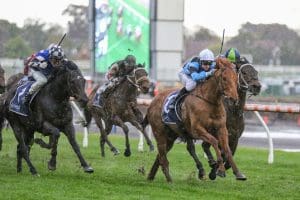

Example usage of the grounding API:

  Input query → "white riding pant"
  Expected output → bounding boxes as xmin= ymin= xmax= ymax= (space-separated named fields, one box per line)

xmin=178 ymin=70 xmax=196 ymax=91
xmin=28 ymin=70 xmax=47 ymax=94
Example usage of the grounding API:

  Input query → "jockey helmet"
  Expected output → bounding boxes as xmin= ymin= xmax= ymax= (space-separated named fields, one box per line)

xmin=49 ymin=45 xmax=64 ymax=60
xmin=225 ymin=48 xmax=240 ymax=63
xmin=199 ymin=49 xmax=214 ymax=62
xmin=124 ymin=55 xmax=136 ymax=67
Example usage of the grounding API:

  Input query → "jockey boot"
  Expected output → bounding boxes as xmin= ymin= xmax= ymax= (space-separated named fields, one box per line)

xmin=168 ymin=87 xmax=187 ymax=110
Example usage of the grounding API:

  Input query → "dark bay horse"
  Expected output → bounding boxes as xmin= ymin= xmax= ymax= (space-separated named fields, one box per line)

xmin=202 ymin=63 xmax=261 ymax=171
xmin=143 ymin=57 xmax=246 ymax=182
xmin=85 ymin=67 xmax=154 ymax=157
xmin=0 ymin=60 xmax=93 ymax=175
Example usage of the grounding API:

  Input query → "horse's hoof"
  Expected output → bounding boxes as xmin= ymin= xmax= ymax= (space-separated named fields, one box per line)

xmin=48 ymin=161 xmax=56 ymax=171
xmin=198 ymin=170 xmax=206 ymax=180
xmin=224 ymin=162 xmax=231 ymax=170
xmin=112 ymin=148 xmax=120 ymax=155
xmin=235 ymin=172 xmax=247 ymax=181
xmin=216 ymin=169 xmax=226 ymax=178
xmin=124 ymin=149 xmax=131 ymax=157
xmin=48 ymin=164 xmax=56 ymax=171
xmin=83 ymin=166 xmax=94 ymax=173
xmin=33 ymin=173 xmax=40 ymax=177
xmin=209 ymin=171 xmax=216 ymax=180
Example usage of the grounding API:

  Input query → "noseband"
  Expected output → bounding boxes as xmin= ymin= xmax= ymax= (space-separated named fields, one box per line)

xmin=126 ymin=68 xmax=148 ymax=90
xmin=237 ymin=64 xmax=256 ymax=92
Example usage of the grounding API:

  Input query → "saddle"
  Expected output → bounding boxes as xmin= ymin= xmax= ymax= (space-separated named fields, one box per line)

xmin=9 ymin=77 xmax=38 ymax=116
xmin=162 ymin=91 xmax=187 ymax=124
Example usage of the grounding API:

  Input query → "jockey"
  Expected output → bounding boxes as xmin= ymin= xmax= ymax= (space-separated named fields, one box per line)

xmin=168 ymin=48 xmax=216 ymax=109
xmin=98 ymin=54 xmax=137 ymax=99
xmin=225 ymin=47 xmax=250 ymax=70
xmin=23 ymin=54 xmax=36 ymax=75
xmin=24 ymin=44 xmax=65 ymax=104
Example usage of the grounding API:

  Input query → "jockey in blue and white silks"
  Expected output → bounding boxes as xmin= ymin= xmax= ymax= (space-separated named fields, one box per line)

xmin=168 ymin=48 xmax=216 ymax=109
xmin=25 ymin=44 xmax=65 ymax=103
xmin=179 ymin=48 xmax=216 ymax=91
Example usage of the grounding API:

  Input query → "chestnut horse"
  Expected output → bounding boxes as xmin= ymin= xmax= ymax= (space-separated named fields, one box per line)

xmin=143 ymin=57 xmax=246 ymax=182
xmin=202 ymin=63 xmax=261 ymax=171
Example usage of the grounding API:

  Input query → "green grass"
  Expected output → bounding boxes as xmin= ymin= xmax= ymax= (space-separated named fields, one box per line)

xmin=0 ymin=129 xmax=299 ymax=200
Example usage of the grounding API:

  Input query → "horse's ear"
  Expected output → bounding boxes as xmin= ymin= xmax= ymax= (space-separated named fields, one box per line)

xmin=137 ymin=62 xmax=145 ymax=68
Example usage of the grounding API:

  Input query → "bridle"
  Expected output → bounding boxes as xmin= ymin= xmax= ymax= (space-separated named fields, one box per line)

xmin=126 ymin=68 xmax=148 ymax=90
xmin=237 ymin=64 xmax=257 ymax=91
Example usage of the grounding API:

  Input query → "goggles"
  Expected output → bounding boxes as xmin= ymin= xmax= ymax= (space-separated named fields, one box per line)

xmin=201 ymin=61 xmax=213 ymax=66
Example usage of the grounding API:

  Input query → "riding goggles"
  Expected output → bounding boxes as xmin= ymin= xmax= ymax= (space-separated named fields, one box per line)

xmin=201 ymin=61 xmax=213 ymax=66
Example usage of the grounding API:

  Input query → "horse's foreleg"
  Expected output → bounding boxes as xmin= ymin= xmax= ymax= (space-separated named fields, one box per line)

xmin=186 ymin=138 xmax=205 ymax=180
xmin=224 ymin=134 xmax=240 ymax=170
xmin=191 ymin=127 xmax=225 ymax=180
xmin=218 ymin=127 xmax=246 ymax=180
xmin=114 ymin=116 xmax=131 ymax=157
xmin=63 ymin=123 xmax=94 ymax=173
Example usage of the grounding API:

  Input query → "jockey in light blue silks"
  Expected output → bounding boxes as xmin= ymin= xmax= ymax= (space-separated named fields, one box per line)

xmin=24 ymin=44 xmax=65 ymax=104
xmin=168 ymin=48 xmax=216 ymax=109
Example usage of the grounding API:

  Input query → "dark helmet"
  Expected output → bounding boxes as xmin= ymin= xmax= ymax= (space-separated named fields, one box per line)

xmin=124 ymin=55 xmax=136 ymax=67
xmin=225 ymin=48 xmax=240 ymax=63
xmin=49 ymin=45 xmax=65 ymax=60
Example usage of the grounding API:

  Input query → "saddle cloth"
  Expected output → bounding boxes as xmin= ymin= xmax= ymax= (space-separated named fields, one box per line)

xmin=92 ymin=91 xmax=103 ymax=108
xmin=161 ymin=91 xmax=183 ymax=125
xmin=9 ymin=77 xmax=37 ymax=116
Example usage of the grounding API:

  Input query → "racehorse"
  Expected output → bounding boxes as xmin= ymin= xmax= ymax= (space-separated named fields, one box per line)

xmin=143 ymin=57 xmax=246 ymax=182
xmin=84 ymin=67 xmax=154 ymax=157
xmin=0 ymin=60 xmax=93 ymax=175
xmin=201 ymin=63 xmax=261 ymax=171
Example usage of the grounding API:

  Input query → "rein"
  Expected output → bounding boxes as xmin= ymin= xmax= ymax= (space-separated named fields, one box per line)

xmin=237 ymin=64 xmax=253 ymax=92
xmin=189 ymin=69 xmax=225 ymax=106
xmin=190 ymin=93 xmax=219 ymax=106
xmin=126 ymin=68 xmax=148 ymax=90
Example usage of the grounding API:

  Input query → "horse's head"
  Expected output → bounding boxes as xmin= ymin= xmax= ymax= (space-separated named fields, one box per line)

xmin=237 ymin=64 xmax=261 ymax=95
xmin=127 ymin=68 xmax=150 ymax=94
xmin=64 ymin=61 xmax=88 ymax=106
xmin=215 ymin=57 xmax=239 ymax=103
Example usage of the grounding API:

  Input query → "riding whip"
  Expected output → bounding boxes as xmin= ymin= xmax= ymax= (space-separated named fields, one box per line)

xmin=219 ymin=29 xmax=225 ymax=55
xmin=57 ymin=33 xmax=67 ymax=46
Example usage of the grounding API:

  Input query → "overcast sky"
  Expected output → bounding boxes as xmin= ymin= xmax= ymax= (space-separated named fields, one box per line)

xmin=0 ymin=0 xmax=300 ymax=37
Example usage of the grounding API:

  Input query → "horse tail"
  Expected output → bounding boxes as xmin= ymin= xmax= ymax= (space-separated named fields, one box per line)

xmin=141 ymin=113 xmax=149 ymax=131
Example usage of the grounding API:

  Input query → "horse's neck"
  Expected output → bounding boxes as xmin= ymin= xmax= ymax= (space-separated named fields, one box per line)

xmin=44 ymin=74 xmax=69 ymax=102
xmin=237 ymin=89 xmax=247 ymax=108
xmin=114 ymin=79 xmax=137 ymax=100
xmin=194 ymin=77 xmax=222 ymax=104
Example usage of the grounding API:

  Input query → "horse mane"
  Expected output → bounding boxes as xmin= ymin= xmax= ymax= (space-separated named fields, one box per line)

xmin=215 ymin=57 xmax=233 ymax=70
